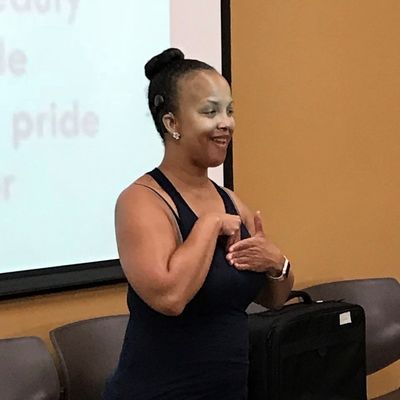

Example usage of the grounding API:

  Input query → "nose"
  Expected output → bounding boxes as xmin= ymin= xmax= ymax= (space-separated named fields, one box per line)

xmin=217 ymin=112 xmax=234 ymax=132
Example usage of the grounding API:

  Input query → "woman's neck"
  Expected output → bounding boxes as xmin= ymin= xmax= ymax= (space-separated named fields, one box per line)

xmin=158 ymin=159 xmax=210 ymax=189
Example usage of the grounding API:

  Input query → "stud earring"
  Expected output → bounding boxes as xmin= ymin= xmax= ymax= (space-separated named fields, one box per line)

xmin=172 ymin=131 xmax=181 ymax=140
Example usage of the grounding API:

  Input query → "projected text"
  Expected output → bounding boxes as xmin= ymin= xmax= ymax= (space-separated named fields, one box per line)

xmin=13 ymin=102 xmax=99 ymax=149
xmin=0 ymin=0 xmax=80 ymax=24
xmin=0 ymin=38 xmax=27 ymax=76
xmin=0 ymin=174 xmax=15 ymax=201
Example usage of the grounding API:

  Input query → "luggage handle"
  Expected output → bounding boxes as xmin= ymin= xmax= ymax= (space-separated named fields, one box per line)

xmin=286 ymin=290 xmax=313 ymax=304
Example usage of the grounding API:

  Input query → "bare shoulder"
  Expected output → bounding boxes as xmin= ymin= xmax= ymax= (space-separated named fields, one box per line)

xmin=114 ymin=175 xmax=180 ymax=302
xmin=116 ymin=175 xmax=156 ymax=214
xmin=222 ymin=187 xmax=255 ymax=235
xmin=115 ymin=179 xmax=166 ymax=242
xmin=116 ymin=173 xmax=176 ymax=217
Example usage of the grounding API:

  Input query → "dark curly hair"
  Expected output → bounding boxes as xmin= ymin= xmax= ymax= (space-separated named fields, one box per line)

xmin=145 ymin=48 xmax=215 ymax=140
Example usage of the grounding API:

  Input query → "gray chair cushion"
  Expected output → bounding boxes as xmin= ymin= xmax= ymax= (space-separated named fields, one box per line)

xmin=0 ymin=336 xmax=60 ymax=400
xmin=50 ymin=314 xmax=128 ymax=400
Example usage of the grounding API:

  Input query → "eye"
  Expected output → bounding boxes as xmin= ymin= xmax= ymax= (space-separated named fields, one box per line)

xmin=203 ymin=110 xmax=216 ymax=116
xmin=227 ymin=108 xmax=234 ymax=116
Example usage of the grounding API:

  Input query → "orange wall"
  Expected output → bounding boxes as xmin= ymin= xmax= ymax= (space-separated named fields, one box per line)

xmin=231 ymin=0 xmax=400 ymax=397
xmin=0 ymin=1 xmax=399 ymax=398
xmin=0 ymin=284 xmax=128 ymax=349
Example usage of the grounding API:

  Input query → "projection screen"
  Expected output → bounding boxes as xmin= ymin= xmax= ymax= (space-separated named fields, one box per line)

xmin=0 ymin=0 xmax=232 ymax=297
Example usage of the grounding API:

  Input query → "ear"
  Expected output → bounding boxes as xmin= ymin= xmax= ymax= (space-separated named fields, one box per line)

xmin=162 ymin=112 xmax=178 ymax=135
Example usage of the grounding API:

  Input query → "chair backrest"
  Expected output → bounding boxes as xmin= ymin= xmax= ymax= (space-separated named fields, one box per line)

xmin=50 ymin=314 xmax=128 ymax=400
xmin=0 ymin=336 xmax=60 ymax=400
xmin=303 ymin=277 xmax=400 ymax=375
xmin=246 ymin=302 xmax=268 ymax=314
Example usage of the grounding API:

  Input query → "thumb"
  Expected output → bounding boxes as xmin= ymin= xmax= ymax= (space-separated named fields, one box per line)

xmin=254 ymin=211 xmax=265 ymax=237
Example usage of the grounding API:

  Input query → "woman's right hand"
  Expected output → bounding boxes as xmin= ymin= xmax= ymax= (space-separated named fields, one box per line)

xmin=207 ymin=213 xmax=241 ymax=250
xmin=219 ymin=213 xmax=241 ymax=235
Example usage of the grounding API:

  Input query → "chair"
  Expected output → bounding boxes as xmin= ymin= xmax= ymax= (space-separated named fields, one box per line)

xmin=0 ymin=336 xmax=60 ymax=400
xmin=303 ymin=278 xmax=400 ymax=400
xmin=50 ymin=314 xmax=129 ymax=400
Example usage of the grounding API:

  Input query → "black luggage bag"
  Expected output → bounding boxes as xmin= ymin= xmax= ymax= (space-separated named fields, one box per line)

xmin=248 ymin=291 xmax=367 ymax=400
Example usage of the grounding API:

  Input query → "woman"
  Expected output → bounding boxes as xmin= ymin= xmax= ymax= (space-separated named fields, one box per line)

xmin=103 ymin=48 xmax=294 ymax=400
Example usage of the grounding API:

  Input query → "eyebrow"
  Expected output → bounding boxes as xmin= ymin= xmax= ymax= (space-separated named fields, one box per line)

xmin=205 ymin=99 xmax=234 ymax=106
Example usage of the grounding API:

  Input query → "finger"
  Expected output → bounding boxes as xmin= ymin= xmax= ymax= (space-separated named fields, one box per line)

xmin=228 ymin=237 xmax=256 ymax=252
xmin=233 ymin=262 xmax=251 ymax=270
xmin=226 ymin=252 xmax=249 ymax=264
xmin=229 ymin=248 xmax=256 ymax=259
xmin=225 ymin=231 xmax=239 ymax=252
xmin=231 ymin=255 xmax=253 ymax=265
xmin=226 ymin=235 xmax=234 ymax=253
xmin=233 ymin=226 xmax=241 ymax=240
xmin=254 ymin=211 xmax=265 ymax=237
xmin=226 ymin=249 xmax=251 ymax=263
xmin=225 ymin=223 xmax=241 ymax=252
xmin=232 ymin=230 xmax=241 ymax=251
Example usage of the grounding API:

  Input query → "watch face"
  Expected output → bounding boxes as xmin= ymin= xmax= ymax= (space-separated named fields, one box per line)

xmin=285 ymin=262 xmax=291 ymax=277
xmin=282 ymin=259 xmax=290 ymax=278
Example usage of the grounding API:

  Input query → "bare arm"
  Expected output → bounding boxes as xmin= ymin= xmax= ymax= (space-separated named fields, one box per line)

xmin=115 ymin=185 xmax=240 ymax=316
xmin=255 ymin=270 xmax=294 ymax=310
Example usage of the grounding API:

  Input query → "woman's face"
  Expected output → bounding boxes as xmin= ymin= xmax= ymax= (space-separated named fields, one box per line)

xmin=172 ymin=69 xmax=235 ymax=168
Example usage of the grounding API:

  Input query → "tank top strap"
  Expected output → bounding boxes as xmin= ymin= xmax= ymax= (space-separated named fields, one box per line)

xmin=212 ymin=182 xmax=251 ymax=240
xmin=211 ymin=182 xmax=239 ymax=216
xmin=148 ymin=167 xmax=243 ymax=228
xmin=148 ymin=168 xmax=240 ymax=217
xmin=147 ymin=168 xmax=183 ymax=206
xmin=147 ymin=168 xmax=196 ymax=239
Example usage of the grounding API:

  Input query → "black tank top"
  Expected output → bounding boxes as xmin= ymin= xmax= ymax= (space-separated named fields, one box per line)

xmin=103 ymin=168 xmax=266 ymax=400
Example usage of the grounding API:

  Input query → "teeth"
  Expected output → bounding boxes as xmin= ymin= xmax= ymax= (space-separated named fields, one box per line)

xmin=212 ymin=138 xmax=227 ymax=144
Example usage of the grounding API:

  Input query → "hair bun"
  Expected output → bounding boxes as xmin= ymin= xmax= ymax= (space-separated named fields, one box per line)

xmin=145 ymin=48 xmax=184 ymax=80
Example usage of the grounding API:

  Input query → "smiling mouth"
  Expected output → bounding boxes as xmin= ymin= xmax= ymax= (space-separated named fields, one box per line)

xmin=211 ymin=137 xmax=230 ymax=146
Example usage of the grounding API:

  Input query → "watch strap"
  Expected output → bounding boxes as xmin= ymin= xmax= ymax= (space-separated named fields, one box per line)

xmin=266 ymin=256 xmax=290 ymax=281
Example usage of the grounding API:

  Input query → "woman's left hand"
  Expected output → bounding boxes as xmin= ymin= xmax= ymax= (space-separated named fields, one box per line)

xmin=226 ymin=211 xmax=284 ymax=272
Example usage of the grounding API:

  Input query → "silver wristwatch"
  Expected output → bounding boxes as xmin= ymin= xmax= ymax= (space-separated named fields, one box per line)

xmin=266 ymin=256 xmax=291 ymax=281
